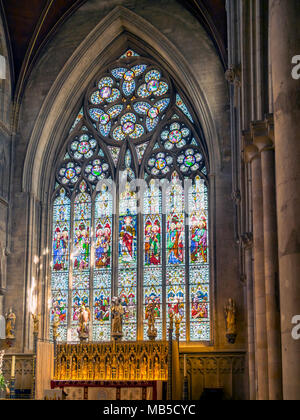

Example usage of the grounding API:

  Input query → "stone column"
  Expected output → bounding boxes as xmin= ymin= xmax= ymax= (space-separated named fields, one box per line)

xmin=252 ymin=119 xmax=283 ymax=400
xmin=244 ymin=143 xmax=269 ymax=400
xmin=270 ymin=0 xmax=300 ymax=400
xmin=241 ymin=233 xmax=255 ymax=400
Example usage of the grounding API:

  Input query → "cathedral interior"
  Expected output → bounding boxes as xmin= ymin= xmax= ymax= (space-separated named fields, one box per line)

xmin=0 ymin=0 xmax=299 ymax=401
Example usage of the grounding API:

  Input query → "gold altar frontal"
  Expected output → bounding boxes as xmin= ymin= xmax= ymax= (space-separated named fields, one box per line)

xmin=53 ymin=341 xmax=169 ymax=382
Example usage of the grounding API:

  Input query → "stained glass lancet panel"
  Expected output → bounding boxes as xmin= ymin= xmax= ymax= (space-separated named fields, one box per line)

xmin=118 ymin=181 xmax=137 ymax=340
xmin=189 ymin=176 xmax=210 ymax=341
xmin=50 ymin=188 xmax=70 ymax=341
xmin=93 ymin=185 xmax=113 ymax=341
xmin=166 ymin=173 xmax=186 ymax=340
xmin=143 ymin=180 xmax=162 ymax=339
xmin=71 ymin=181 xmax=91 ymax=341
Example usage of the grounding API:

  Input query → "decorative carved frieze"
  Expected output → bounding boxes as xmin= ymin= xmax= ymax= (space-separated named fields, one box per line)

xmin=179 ymin=353 xmax=245 ymax=375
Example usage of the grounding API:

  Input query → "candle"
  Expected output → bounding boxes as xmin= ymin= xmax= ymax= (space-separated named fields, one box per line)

xmin=11 ymin=355 xmax=15 ymax=378
xmin=184 ymin=354 xmax=187 ymax=377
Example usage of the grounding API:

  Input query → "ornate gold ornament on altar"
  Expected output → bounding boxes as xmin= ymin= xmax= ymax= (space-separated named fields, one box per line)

xmin=53 ymin=342 xmax=168 ymax=382
xmin=224 ymin=298 xmax=237 ymax=344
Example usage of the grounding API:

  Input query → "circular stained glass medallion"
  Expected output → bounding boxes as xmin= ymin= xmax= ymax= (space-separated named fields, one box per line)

xmin=169 ymin=130 xmax=182 ymax=144
xmin=78 ymin=141 xmax=90 ymax=154
xmin=155 ymin=158 xmax=167 ymax=170
xmin=147 ymin=80 xmax=160 ymax=92
xmin=65 ymin=168 xmax=76 ymax=180
xmin=91 ymin=165 xmax=102 ymax=177
xmin=99 ymin=113 xmax=110 ymax=125
xmin=184 ymin=155 xmax=196 ymax=167
xmin=124 ymin=70 xmax=135 ymax=81
xmin=100 ymin=86 xmax=112 ymax=99
xmin=148 ymin=107 xmax=159 ymax=119
xmin=122 ymin=121 xmax=135 ymax=134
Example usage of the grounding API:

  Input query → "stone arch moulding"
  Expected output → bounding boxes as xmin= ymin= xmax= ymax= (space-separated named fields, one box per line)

xmin=22 ymin=5 xmax=221 ymax=202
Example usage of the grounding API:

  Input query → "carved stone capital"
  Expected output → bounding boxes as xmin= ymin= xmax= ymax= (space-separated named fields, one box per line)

xmin=232 ymin=190 xmax=241 ymax=204
xmin=225 ymin=66 xmax=241 ymax=87
xmin=265 ymin=114 xmax=274 ymax=143
xmin=250 ymin=120 xmax=274 ymax=152
xmin=242 ymin=130 xmax=258 ymax=163
xmin=241 ymin=232 xmax=253 ymax=249
xmin=243 ymin=143 xmax=259 ymax=164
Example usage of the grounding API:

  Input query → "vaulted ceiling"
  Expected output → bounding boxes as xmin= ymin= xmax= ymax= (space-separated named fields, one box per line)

xmin=0 ymin=0 xmax=227 ymax=97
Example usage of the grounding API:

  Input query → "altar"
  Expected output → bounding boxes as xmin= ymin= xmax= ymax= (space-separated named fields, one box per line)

xmin=50 ymin=380 xmax=166 ymax=400
xmin=45 ymin=340 xmax=178 ymax=400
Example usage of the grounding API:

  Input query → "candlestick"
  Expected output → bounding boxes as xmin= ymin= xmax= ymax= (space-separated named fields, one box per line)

xmin=11 ymin=355 xmax=15 ymax=378
xmin=184 ymin=354 xmax=187 ymax=377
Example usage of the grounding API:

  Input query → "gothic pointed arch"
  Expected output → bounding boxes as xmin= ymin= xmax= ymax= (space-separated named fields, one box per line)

xmin=50 ymin=47 xmax=210 ymax=342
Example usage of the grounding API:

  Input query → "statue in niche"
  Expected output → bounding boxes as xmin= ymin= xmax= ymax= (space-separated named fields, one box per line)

xmin=111 ymin=297 xmax=124 ymax=341
xmin=0 ymin=242 xmax=7 ymax=291
xmin=81 ymin=355 xmax=88 ymax=379
xmin=32 ymin=314 xmax=40 ymax=335
xmin=224 ymin=298 xmax=237 ymax=344
xmin=129 ymin=354 xmax=136 ymax=380
xmin=71 ymin=356 xmax=77 ymax=380
xmin=154 ymin=356 xmax=160 ymax=380
xmin=0 ymin=136 xmax=8 ymax=200
xmin=141 ymin=355 xmax=148 ymax=380
xmin=5 ymin=308 xmax=16 ymax=340
xmin=146 ymin=301 xmax=157 ymax=341
xmin=77 ymin=304 xmax=91 ymax=342
xmin=52 ymin=313 xmax=60 ymax=341
xmin=99 ymin=358 xmax=105 ymax=380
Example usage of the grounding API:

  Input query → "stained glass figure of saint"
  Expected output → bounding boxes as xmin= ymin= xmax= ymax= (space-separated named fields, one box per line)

xmin=53 ymin=226 xmax=69 ymax=271
xmin=119 ymin=215 xmax=137 ymax=264
xmin=74 ymin=222 xmax=90 ymax=269
xmin=167 ymin=214 xmax=184 ymax=265
xmin=190 ymin=214 xmax=208 ymax=263
xmin=95 ymin=220 xmax=111 ymax=268
xmin=144 ymin=216 xmax=161 ymax=266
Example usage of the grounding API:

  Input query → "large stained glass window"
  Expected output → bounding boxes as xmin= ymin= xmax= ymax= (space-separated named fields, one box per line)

xmin=50 ymin=49 xmax=210 ymax=343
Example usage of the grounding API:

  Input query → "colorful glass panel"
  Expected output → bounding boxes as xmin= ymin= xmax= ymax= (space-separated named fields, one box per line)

xmin=166 ymin=175 xmax=186 ymax=340
xmin=118 ymin=182 xmax=137 ymax=340
xmin=189 ymin=177 xmax=210 ymax=341
xmin=93 ymin=186 xmax=113 ymax=341
xmin=50 ymin=189 xmax=70 ymax=341
xmin=143 ymin=181 xmax=162 ymax=339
